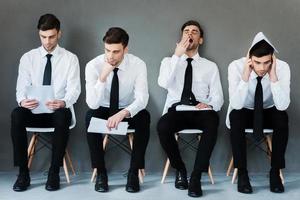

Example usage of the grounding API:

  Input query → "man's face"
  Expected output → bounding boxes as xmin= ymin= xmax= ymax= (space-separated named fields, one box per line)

xmin=104 ymin=43 xmax=128 ymax=66
xmin=251 ymin=54 xmax=272 ymax=77
xmin=182 ymin=25 xmax=203 ymax=51
xmin=39 ymin=29 xmax=60 ymax=53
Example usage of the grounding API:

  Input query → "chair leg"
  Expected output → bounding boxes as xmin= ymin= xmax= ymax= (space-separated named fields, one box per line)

xmin=232 ymin=168 xmax=238 ymax=184
xmin=63 ymin=157 xmax=70 ymax=183
xmin=161 ymin=158 xmax=170 ymax=183
xmin=65 ymin=149 xmax=75 ymax=175
xmin=208 ymin=166 xmax=214 ymax=184
xmin=91 ymin=168 xmax=97 ymax=183
xmin=28 ymin=135 xmax=38 ymax=169
xmin=227 ymin=157 xmax=234 ymax=176
xmin=91 ymin=134 xmax=109 ymax=183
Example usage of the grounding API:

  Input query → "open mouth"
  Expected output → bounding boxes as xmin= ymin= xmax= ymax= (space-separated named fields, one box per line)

xmin=189 ymin=39 xmax=193 ymax=43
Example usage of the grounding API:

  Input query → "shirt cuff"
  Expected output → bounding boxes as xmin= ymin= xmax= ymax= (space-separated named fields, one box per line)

xmin=94 ymin=79 xmax=106 ymax=92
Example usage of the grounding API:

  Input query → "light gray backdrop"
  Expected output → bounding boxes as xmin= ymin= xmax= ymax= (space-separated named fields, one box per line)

xmin=0 ymin=0 xmax=299 ymax=174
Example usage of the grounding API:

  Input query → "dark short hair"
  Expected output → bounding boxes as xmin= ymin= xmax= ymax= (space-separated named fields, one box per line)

xmin=249 ymin=40 xmax=274 ymax=57
xmin=181 ymin=20 xmax=204 ymax=37
xmin=37 ymin=14 xmax=60 ymax=31
xmin=102 ymin=27 xmax=129 ymax=47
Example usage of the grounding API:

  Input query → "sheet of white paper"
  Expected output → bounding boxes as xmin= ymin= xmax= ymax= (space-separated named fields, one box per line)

xmin=176 ymin=105 xmax=212 ymax=111
xmin=88 ymin=117 xmax=128 ymax=135
xmin=26 ymin=86 xmax=54 ymax=114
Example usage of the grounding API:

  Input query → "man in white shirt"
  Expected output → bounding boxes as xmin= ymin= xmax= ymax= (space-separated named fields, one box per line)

xmin=227 ymin=32 xmax=290 ymax=194
xmin=85 ymin=27 xmax=150 ymax=193
xmin=11 ymin=14 xmax=81 ymax=192
xmin=157 ymin=20 xmax=224 ymax=197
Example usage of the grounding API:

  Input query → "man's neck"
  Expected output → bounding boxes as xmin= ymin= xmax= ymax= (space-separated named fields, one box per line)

xmin=185 ymin=48 xmax=198 ymax=58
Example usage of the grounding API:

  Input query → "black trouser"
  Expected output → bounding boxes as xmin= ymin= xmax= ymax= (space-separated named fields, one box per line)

xmin=86 ymin=107 xmax=150 ymax=171
xmin=11 ymin=107 xmax=71 ymax=168
xmin=157 ymin=109 xmax=219 ymax=173
xmin=229 ymin=107 xmax=289 ymax=169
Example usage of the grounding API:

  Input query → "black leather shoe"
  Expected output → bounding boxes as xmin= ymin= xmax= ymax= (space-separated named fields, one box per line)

xmin=13 ymin=173 xmax=30 ymax=192
xmin=45 ymin=172 xmax=60 ymax=191
xmin=126 ymin=171 xmax=140 ymax=193
xmin=95 ymin=172 xmax=108 ymax=192
xmin=270 ymin=171 xmax=284 ymax=193
xmin=175 ymin=170 xmax=188 ymax=190
xmin=237 ymin=173 xmax=252 ymax=194
xmin=188 ymin=175 xmax=202 ymax=197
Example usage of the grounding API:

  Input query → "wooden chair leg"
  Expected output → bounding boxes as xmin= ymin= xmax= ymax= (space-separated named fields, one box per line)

xmin=232 ymin=168 xmax=238 ymax=184
xmin=227 ymin=157 xmax=234 ymax=176
xmin=28 ymin=135 xmax=38 ymax=169
xmin=65 ymin=149 xmax=75 ymax=175
xmin=27 ymin=133 xmax=37 ymax=155
xmin=63 ymin=157 xmax=70 ymax=183
xmin=208 ymin=166 xmax=214 ymax=184
xmin=91 ymin=134 xmax=109 ymax=182
xmin=161 ymin=158 xmax=170 ymax=183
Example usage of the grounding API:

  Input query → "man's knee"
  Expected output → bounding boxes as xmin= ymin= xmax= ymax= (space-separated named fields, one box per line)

xmin=53 ymin=108 xmax=71 ymax=127
xmin=11 ymin=107 xmax=30 ymax=125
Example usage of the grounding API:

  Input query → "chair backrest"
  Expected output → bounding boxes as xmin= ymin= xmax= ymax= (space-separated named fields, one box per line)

xmin=178 ymin=129 xmax=203 ymax=134
xmin=26 ymin=105 xmax=76 ymax=133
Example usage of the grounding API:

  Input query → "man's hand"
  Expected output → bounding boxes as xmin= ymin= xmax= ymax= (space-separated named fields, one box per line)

xmin=269 ymin=54 xmax=278 ymax=82
xmin=174 ymin=36 xmax=190 ymax=57
xmin=195 ymin=102 xmax=212 ymax=110
xmin=242 ymin=51 xmax=253 ymax=82
xmin=106 ymin=109 xmax=130 ymax=131
xmin=46 ymin=100 xmax=66 ymax=110
xmin=99 ymin=61 xmax=115 ymax=82
xmin=20 ymin=99 xmax=39 ymax=110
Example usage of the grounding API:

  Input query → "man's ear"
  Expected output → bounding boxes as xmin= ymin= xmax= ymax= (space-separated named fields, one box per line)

xmin=58 ymin=30 xmax=62 ymax=39
xmin=199 ymin=37 xmax=203 ymax=45
xmin=124 ymin=46 xmax=129 ymax=53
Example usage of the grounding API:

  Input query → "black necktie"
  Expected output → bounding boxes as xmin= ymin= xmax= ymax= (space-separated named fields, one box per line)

xmin=253 ymin=76 xmax=264 ymax=143
xmin=109 ymin=68 xmax=119 ymax=116
xmin=43 ymin=54 xmax=52 ymax=85
xmin=180 ymin=58 xmax=197 ymax=105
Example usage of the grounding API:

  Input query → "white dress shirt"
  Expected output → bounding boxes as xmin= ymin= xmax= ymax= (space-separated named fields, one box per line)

xmin=158 ymin=53 xmax=224 ymax=114
xmin=225 ymin=57 xmax=291 ymax=128
xmin=16 ymin=45 xmax=81 ymax=108
xmin=85 ymin=53 xmax=149 ymax=117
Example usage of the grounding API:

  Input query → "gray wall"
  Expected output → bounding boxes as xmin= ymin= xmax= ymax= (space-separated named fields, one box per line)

xmin=0 ymin=0 xmax=299 ymax=173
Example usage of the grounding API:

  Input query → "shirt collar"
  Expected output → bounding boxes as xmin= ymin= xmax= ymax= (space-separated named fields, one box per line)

xmin=39 ymin=44 xmax=60 ymax=58
xmin=249 ymin=70 xmax=270 ymax=80
xmin=180 ymin=52 xmax=201 ymax=62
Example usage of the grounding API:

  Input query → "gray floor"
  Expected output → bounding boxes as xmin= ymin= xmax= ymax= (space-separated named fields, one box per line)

xmin=1 ymin=172 xmax=299 ymax=200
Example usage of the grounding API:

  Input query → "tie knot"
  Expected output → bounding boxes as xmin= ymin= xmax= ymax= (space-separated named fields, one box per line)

xmin=257 ymin=76 xmax=262 ymax=82
xmin=46 ymin=54 xmax=52 ymax=59
xmin=186 ymin=58 xmax=193 ymax=63
xmin=113 ymin=68 xmax=119 ymax=74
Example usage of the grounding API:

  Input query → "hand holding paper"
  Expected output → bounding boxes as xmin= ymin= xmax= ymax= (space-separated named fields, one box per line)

xmin=26 ymin=86 xmax=54 ymax=114
xmin=88 ymin=117 xmax=128 ymax=135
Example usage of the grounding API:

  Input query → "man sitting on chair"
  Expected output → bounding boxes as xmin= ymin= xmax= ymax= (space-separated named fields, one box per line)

xmin=85 ymin=27 xmax=150 ymax=193
xmin=226 ymin=32 xmax=290 ymax=194
xmin=157 ymin=20 xmax=224 ymax=197
xmin=11 ymin=14 xmax=81 ymax=191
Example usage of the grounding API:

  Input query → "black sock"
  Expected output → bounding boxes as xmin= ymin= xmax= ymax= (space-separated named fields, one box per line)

xmin=19 ymin=166 xmax=29 ymax=175
xmin=238 ymin=168 xmax=248 ymax=176
xmin=270 ymin=167 xmax=280 ymax=175
xmin=191 ymin=171 xmax=202 ymax=180
xmin=97 ymin=168 xmax=107 ymax=175
xmin=49 ymin=165 xmax=60 ymax=174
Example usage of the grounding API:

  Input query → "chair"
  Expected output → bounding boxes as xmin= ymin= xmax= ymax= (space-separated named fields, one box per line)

xmin=161 ymin=129 xmax=214 ymax=184
xmin=90 ymin=129 xmax=145 ymax=183
xmin=26 ymin=106 xmax=76 ymax=183
xmin=226 ymin=129 xmax=284 ymax=184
